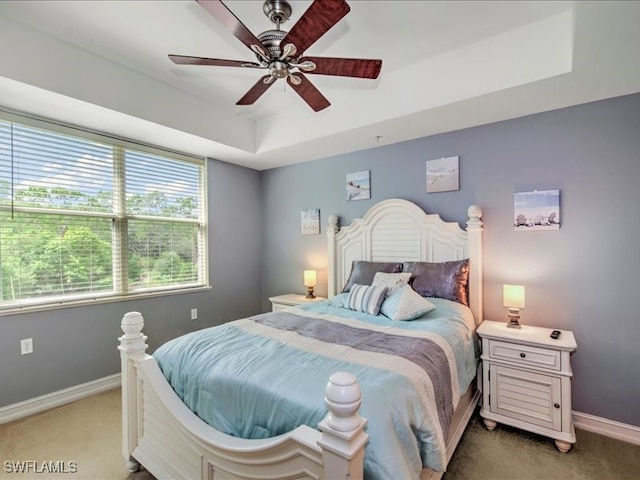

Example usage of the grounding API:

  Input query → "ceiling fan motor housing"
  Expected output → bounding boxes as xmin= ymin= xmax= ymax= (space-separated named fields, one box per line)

xmin=258 ymin=29 xmax=288 ymax=60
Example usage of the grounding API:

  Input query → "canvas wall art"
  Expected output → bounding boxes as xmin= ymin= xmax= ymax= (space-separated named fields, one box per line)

xmin=426 ymin=156 xmax=459 ymax=193
xmin=513 ymin=190 xmax=560 ymax=230
xmin=300 ymin=208 xmax=320 ymax=235
xmin=346 ymin=170 xmax=371 ymax=201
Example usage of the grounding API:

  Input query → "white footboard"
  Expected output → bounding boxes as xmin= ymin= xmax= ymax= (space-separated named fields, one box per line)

xmin=118 ymin=312 xmax=369 ymax=480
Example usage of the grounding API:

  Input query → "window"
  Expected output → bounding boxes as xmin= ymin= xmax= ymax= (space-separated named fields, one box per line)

xmin=0 ymin=112 xmax=207 ymax=311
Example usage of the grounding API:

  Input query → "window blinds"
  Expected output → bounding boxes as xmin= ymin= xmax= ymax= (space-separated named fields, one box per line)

xmin=0 ymin=114 xmax=206 ymax=309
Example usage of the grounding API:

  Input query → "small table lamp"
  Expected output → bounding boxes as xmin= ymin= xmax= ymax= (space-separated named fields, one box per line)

xmin=304 ymin=270 xmax=317 ymax=299
xmin=503 ymin=284 xmax=525 ymax=328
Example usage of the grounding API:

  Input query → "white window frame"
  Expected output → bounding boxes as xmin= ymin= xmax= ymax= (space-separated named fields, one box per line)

xmin=0 ymin=109 xmax=209 ymax=315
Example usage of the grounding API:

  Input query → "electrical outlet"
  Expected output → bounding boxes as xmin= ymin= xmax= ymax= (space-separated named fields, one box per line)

xmin=20 ymin=338 xmax=33 ymax=355
xmin=190 ymin=308 xmax=198 ymax=321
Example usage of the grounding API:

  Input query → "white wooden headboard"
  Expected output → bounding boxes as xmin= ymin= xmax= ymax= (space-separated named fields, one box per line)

xmin=327 ymin=198 xmax=484 ymax=325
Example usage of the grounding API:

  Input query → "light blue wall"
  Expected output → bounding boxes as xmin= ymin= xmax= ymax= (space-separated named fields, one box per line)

xmin=0 ymin=159 xmax=262 ymax=407
xmin=261 ymin=93 xmax=640 ymax=427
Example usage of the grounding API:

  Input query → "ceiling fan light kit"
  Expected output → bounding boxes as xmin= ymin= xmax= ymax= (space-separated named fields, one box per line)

xmin=169 ymin=0 xmax=382 ymax=112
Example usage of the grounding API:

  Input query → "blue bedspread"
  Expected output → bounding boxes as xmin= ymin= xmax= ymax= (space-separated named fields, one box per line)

xmin=154 ymin=297 xmax=478 ymax=479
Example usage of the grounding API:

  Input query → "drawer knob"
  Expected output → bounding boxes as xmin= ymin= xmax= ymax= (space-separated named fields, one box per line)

xmin=520 ymin=352 xmax=526 ymax=358
xmin=554 ymin=403 xmax=560 ymax=409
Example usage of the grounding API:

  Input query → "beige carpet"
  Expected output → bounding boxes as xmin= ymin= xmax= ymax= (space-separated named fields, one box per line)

xmin=0 ymin=388 xmax=153 ymax=480
xmin=1 ymin=387 xmax=639 ymax=479
xmin=444 ymin=413 xmax=640 ymax=480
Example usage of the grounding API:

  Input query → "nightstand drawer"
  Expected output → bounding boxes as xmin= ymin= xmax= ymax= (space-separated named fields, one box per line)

xmin=272 ymin=303 xmax=295 ymax=312
xmin=488 ymin=340 xmax=561 ymax=371
xmin=269 ymin=294 xmax=327 ymax=312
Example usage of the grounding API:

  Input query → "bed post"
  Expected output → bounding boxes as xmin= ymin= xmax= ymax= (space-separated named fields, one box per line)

xmin=466 ymin=205 xmax=484 ymax=325
xmin=317 ymin=372 xmax=369 ymax=480
xmin=326 ymin=214 xmax=340 ymax=298
xmin=118 ymin=311 xmax=148 ymax=473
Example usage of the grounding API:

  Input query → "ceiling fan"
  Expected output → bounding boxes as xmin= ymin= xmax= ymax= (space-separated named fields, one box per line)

xmin=169 ymin=0 xmax=382 ymax=112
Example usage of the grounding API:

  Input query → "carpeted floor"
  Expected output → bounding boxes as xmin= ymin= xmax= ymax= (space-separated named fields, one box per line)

xmin=443 ymin=413 xmax=640 ymax=480
xmin=0 ymin=388 xmax=152 ymax=480
xmin=1 ymin=387 xmax=638 ymax=479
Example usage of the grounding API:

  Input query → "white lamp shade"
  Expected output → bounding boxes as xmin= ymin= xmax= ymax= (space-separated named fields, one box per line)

xmin=503 ymin=284 xmax=525 ymax=308
xmin=304 ymin=270 xmax=317 ymax=287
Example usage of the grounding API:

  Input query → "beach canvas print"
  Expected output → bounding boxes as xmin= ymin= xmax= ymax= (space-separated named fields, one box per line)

xmin=346 ymin=170 xmax=371 ymax=201
xmin=300 ymin=208 xmax=320 ymax=235
xmin=426 ymin=156 xmax=459 ymax=193
xmin=514 ymin=190 xmax=560 ymax=231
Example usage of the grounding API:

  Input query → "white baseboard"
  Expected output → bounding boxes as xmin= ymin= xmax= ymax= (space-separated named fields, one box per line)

xmin=573 ymin=410 xmax=640 ymax=446
xmin=0 ymin=374 xmax=121 ymax=424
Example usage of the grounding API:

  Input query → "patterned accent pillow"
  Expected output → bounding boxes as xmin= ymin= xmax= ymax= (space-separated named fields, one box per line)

xmin=380 ymin=285 xmax=437 ymax=321
xmin=372 ymin=272 xmax=412 ymax=296
xmin=347 ymin=284 xmax=388 ymax=316
xmin=403 ymin=259 xmax=470 ymax=306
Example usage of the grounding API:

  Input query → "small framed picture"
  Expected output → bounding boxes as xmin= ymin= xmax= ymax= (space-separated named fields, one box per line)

xmin=513 ymin=190 xmax=560 ymax=231
xmin=426 ymin=156 xmax=459 ymax=193
xmin=300 ymin=208 xmax=320 ymax=235
xmin=346 ymin=170 xmax=371 ymax=201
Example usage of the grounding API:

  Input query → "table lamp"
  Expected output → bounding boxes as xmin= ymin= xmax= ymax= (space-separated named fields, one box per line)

xmin=304 ymin=270 xmax=317 ymax=299
xmin=503 ymin=284 xmax=525 ymax=328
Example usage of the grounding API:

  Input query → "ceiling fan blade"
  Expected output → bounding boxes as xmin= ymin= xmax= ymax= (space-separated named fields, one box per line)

xmin=236 ymin=75 xmax=276 ymax=106
xmin=196 ymin=0 xmax=267 ymax=54
xmin=281 ymin=0 xmax=350 ymax=56
xmin=169 ymin=55 xmax=262 ymax=68
xmin=300 ymin=57 xmax=382 ymax=79
xmin=286 ymin=73 xmax=330 ymax=112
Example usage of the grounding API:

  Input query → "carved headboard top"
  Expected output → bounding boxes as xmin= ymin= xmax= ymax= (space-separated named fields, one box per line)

xmin=327 ymin=199 xmax=483 ymax=325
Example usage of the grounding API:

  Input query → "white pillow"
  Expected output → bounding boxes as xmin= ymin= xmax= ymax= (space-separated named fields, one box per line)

xmin=372 ymin=271 xmax=412 ymax=296
xmin=381 ymin=285 xmax=437 ymax=321
xmin=347 ymin=284 xmax=388 ymax=316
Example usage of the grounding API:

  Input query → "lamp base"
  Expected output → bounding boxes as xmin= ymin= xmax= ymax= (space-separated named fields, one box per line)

xmin=507 ymin=308 xmax=521 ymax=328
xmin=305 ymin=286 xmax=316 ymax=299
xmin=507 ymin=318 xmax=521 ymax=329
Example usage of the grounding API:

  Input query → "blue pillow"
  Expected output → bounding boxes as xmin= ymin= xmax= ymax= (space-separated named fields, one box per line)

xmin=347 ymin=284 xmax=388 ymax=316
xmin=381 ymin=285 xmax=437 ymax=321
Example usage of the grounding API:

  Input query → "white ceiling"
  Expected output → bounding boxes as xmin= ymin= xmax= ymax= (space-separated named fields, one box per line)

xmin=0 ymin=1 xmax=639 ymax=170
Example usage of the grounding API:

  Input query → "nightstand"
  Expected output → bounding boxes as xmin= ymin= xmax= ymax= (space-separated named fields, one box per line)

xmin=478 ymin=320 xmax=577 ymax=452
xmin=269 ymin=294 xmax=327 ymax=312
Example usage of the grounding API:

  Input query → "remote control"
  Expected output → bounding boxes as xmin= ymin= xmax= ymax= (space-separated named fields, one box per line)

xmin=550 ymin=330 xmax=561 ymax=339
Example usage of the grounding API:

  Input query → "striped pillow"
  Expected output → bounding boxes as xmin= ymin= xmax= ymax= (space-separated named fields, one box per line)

xmin=380 ymin=285 xmax=437 ymax=321
xmin=347 ymin=284 xmax=388 ymax=316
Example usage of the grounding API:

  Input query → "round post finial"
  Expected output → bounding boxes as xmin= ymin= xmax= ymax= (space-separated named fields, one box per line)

xmin=121 ymin=311 xmax=144 ymax=338
xmin=324 ymin=371 xmax=362 ymax=432
xmin=327 ymin=214 xmax=339 ymax=234
xmin=467 ymin=205 xmax=483 ymax=230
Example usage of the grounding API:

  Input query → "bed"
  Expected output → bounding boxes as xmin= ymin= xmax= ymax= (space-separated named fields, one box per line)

xmin=118 ymin=198 xmax=484 ymax=480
